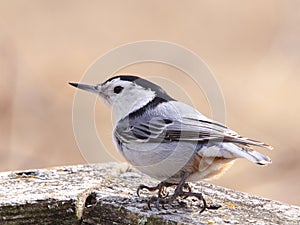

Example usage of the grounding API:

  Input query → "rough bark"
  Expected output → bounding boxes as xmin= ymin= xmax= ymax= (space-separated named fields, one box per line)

xmin=0 ymin=163 xmax=299 ymax=224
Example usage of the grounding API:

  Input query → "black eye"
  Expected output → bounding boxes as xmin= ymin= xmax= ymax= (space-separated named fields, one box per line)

xmin=113 ymin=86 xmax=123 ymax=94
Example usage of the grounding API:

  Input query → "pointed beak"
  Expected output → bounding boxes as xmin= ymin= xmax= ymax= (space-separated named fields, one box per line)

xmin=69 ymin=82 xmax=99 ymax=94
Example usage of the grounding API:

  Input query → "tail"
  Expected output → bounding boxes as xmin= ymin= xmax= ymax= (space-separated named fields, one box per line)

xmin=240 ymin=148 xmax=272 ymax=165
xmin=224 ymin=143 xmax=272 ymax=165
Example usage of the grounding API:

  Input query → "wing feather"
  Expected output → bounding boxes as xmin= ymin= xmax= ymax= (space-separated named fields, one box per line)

xmin=115 ymin=116 xmax=272 ymax=150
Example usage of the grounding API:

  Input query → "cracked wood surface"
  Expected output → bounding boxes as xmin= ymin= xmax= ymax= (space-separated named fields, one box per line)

xmin=0 ymin=162 xmax=299 ymax=224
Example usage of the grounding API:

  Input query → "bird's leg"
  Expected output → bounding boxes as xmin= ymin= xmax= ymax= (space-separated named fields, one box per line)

xmin=147 ymin=173 xmax=221 ymax=213
xmin=147 ymin=172 xmax=189 ymax=210
xmin=177 ymin=188 xmax=221 ymax=213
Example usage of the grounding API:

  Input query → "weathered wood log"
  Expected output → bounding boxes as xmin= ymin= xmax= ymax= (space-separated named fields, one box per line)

xmin=0 ymin=162 xmax=299 ymax=224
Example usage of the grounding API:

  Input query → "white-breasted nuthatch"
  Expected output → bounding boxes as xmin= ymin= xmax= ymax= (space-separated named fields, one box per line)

xmin=69 ymin=75 xmax=272 ymax=212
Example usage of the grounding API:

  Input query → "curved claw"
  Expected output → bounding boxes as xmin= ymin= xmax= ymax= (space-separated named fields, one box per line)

xmin=147 ymin=198 xmax=152 ymax=210
xmin=147 ymin=196 xmax=161 ymax=211
xmin=136 ymin=184 xmax=147 ymax=197
xmin=161 ymin=190 xmax=169 ymax=198
xmin=199 ymin=196 xmax=207 ymax=213
xmin=161 ymin=203 xmax=167 ymax=210
xmin=194 ymin=193 xmax=221 ymax=213
xmin=158 ymin=186 xmax=169 ymax=198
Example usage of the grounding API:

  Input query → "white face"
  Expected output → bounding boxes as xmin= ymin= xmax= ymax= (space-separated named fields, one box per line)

xmin=98 ymin=78 xmax=156 ymax=121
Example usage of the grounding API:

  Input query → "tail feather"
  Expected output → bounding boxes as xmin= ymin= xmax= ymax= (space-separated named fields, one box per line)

xmin=242 ymin=149 xmax=272 ymax=165
xmin=226 ymin=136 xmax=273 ymax=150
xmin=240 ymin=137 xmax=273 ymax=150
xmin=222 ymin=143 xmax=272 ymax=165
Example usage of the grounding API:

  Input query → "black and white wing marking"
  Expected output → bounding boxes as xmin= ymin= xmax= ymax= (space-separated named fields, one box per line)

xmin=114 ymin=116 xmax=273 ymax=150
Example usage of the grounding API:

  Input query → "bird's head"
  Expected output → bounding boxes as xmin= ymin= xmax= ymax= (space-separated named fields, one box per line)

xmin=69 ymin=75 xmax=173 ymax=121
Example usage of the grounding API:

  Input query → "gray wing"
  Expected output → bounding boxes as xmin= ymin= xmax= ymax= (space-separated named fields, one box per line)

xmin=115 ymin=116 xmax=272 ymax=150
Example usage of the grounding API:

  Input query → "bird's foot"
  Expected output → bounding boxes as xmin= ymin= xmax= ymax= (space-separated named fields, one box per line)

xmin=137 ymin=173 xmax=221 ymax=213
xmin=147 ymin=186 xmax=220 ymax=213
xmin=137 ymin=181 xmax=174 ymax=198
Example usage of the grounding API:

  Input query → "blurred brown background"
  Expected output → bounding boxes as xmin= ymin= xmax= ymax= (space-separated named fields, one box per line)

xmin=0 ymin=1 xmax=299 ymax=206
